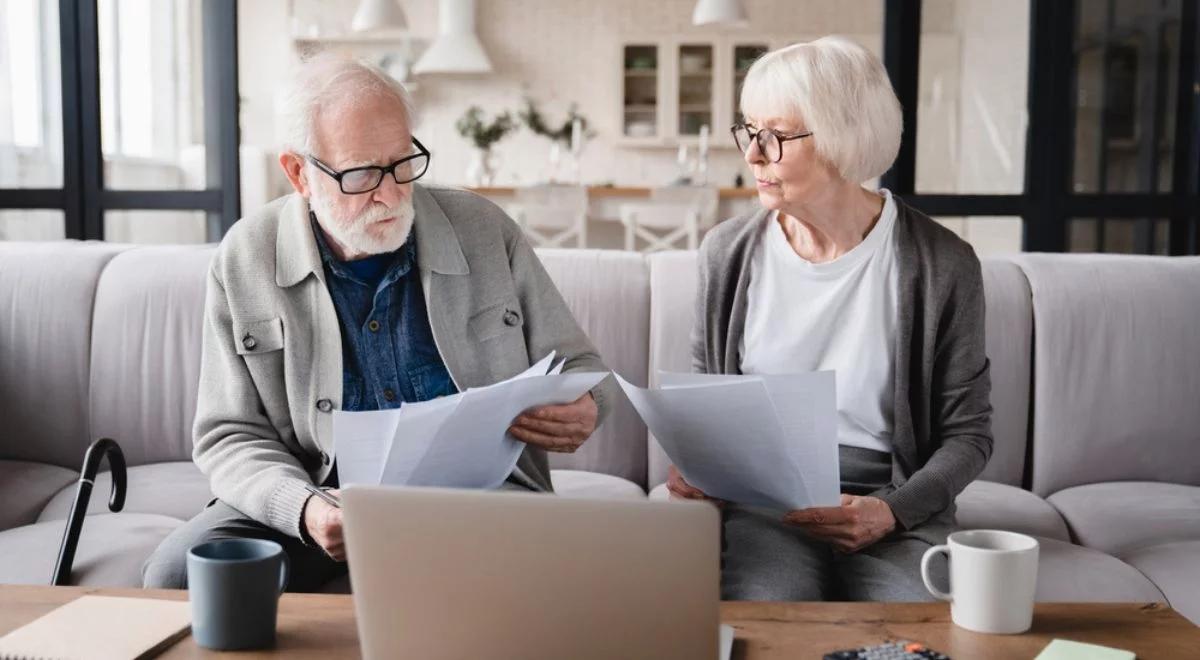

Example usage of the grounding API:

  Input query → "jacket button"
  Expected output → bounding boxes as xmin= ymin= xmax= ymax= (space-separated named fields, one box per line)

xmin=367 ymin=319 xmax=381 ymax=332
xmin=316 ymin=399 xmax=333 ymax=413
xmin=383 ymin=388 xmax=396 ymax=402
xmin=320 ymin=451 xmax=331 ymax=466
xmin=503 ymin=310 xmax=520 ymax=326
xmin=242 ymin=334 xmax=257 ymax=350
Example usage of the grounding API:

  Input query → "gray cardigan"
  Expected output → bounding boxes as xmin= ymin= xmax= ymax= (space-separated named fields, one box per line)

xmin=691 ymin=197 xmax=994 ymax=532
xmin=193 ymin=185 xmax=616 ymax=538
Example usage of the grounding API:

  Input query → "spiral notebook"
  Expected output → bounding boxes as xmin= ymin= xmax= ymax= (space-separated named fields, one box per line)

xmin=0 ymin=595 xmax=191 ymax=660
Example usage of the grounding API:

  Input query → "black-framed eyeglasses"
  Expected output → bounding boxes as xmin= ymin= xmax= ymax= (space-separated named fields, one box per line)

xmin=306 ymin=137 xmax=431 ymax=194
xmin=730 ymin=124 xmax=813 ymax=163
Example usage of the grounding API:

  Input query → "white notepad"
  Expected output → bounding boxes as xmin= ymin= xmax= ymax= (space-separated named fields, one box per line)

xmin=0 ymin=595 xmax=191 ymax=660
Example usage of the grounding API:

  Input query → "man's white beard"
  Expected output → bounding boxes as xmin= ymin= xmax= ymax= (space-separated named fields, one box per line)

xmin=308 ymin=180 xmax=415 ymax=257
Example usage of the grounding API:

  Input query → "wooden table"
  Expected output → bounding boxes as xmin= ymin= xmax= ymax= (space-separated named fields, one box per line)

xmin=2 ymin=585 xmax=1197 ymax=658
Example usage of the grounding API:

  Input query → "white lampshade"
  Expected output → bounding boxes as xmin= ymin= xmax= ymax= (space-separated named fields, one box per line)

xmin=351 ymin=0 xmax=408 ymax=32
xmin=413 ymin=0 xmax=492 ymax=74
xmin=691 ymin=0 xmax=748 ymax=27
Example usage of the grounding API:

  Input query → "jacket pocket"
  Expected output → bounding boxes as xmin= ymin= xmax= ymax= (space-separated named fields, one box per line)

xmin=467 ymin=300 xmax=523 ymax=342
xmin=232 ymin=317 xmax=285 ymax=355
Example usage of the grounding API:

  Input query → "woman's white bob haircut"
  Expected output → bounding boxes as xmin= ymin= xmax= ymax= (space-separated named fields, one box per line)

xmin=279 ymin=51 xmax=417 ymax=154
xmin=740 ymin=36 xmax=902 ymax=184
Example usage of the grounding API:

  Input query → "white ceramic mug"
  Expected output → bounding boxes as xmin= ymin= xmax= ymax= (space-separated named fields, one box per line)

xmin=921 ymin=529 xmax=1039 ymax=634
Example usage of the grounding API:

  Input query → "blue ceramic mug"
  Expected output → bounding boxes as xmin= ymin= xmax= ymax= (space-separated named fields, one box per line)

xmin=187 ymin=538 xmax=289 ymax=650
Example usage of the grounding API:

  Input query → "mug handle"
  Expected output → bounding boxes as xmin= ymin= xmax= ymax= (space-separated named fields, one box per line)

xmin=277 ymin=552 xmax=290 ymax=595
xmin=921 ymin=544 xmax=952 ymax=602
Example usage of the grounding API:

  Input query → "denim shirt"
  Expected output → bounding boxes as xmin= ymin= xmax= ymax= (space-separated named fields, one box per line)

xmin=311 ymin=215 xmax=458 ymax=412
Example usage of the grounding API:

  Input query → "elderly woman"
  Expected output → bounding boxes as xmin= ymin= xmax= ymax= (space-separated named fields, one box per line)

xmin=667 ymin=36 xmax=993 ymax=601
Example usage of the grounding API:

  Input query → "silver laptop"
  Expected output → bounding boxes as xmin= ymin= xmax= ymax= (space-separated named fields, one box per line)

xmin=342 ymin=486 xmax=721 ymax=660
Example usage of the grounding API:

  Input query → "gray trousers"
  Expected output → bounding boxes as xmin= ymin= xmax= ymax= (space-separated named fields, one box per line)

xmin=721 ymin=505 xmax=948 ymax=601
xmin=721 ymin=445 xmax=952 ymax=602
xmin=142 ymin=500 xmax=347 ymax=592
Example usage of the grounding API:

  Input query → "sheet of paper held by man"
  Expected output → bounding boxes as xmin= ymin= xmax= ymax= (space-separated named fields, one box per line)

xmin=615 ymin=370 xmax=839 ymax=510
xmin=333 ymin=351 xmax=606 ymax=489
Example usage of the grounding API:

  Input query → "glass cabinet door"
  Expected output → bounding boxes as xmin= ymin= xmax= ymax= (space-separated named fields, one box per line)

xmin=732 ymin=44 xmax=768 ymax=123
xmin=677 ymin=44 xmax=714 ymax=136
xmin=623 ymin=45 xmax=659 ymax=138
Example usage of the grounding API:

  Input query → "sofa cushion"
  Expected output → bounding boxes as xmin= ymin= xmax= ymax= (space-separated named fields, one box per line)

xmin=88 ymin=246 xmax=215 ymax=466
xmin=551 ymin=469 xmax=646 ymax=499
xmin=0 ymin=242 xmax=128 ymax=468
xmin=645 ymin=251 xmax=700 ymax=489
xmin=1015 ymin=254 xmax=1200 ymax=496
xmin=1119 ymin=541 xmax=1200 ymax=625
xmin=954 ymin=480 xmax=1070 ymax=542
xmin=0 ymin=460 xmax=79 ymax=530
xmin=0 ymin=513 xmax=181 ymax=587
xmin=37 ymin=462 xmax=212 ymax=524
xmin=1034 ymin=535 xmax=1165 ymax=602
xmin=1047 ymin=482 xmax=1200 ymax=556
xmin=975 ymin=259 xmax=1033 ymax=487
xmin=536 ymin=249 xmax=650 ymax=486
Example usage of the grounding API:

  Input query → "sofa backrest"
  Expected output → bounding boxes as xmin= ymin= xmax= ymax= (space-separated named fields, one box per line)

xmin=644 ymin=251 xmax=1034 ymax=490
xmin=87 ymin=246 xmax=214 ymax=466
xmin=977 ymin=258 xmax=1034 ymax=487
xmin=645 ymin=252 xmax=700 ymax=488
xmin=536 ymin=249 xmax=651 ymax=487
xmin=1017 ymin=254 xmax=1200 ymax=496
xmin=0 ymin=242 xmax=128 ymax=469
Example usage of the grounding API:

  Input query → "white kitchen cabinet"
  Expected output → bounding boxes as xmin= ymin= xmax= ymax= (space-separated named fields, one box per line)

xmin=617 ymin=36 xmax=774 ymax=149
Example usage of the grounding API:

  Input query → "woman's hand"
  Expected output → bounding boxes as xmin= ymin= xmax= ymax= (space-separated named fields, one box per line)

xmin=666 ymin=465 xmax=725 ymax=507
xmin=783 ymin=494 xmax=896 ymax=553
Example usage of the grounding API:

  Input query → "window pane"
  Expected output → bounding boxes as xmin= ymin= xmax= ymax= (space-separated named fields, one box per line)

xmin=917 ymin=0 xmax=1029 ymax=193
xmin=0 ymin=0 xmax=64 ymax=188
xmin=104 ymin=209 xmax=209 ymax=243
xmin=1068 ymin=217 xmax=1169 ymax=253
xmin=934 ymin=216 xmax=1024 ymax=255
xmin=0 ymin=209 xmax=65 ymax=240
xmin=1072 ymin=0 xmax=1182 ymax=193
xmin=99 ymin=0 xmax=205 ymax=190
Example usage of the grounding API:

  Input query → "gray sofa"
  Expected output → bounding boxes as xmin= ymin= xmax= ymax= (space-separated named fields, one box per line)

xmin=0 ymin=242 xmax=1196 ymax=624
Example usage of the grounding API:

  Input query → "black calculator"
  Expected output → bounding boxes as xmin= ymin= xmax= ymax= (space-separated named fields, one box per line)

xmin=823 ymin=640 xmax=951 ymax=660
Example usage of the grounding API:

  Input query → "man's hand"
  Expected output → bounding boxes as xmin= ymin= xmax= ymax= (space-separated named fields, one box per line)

xmin=302 ymin=488 xmax=345 ymax=561
xmin=665 ymin=465 xmax=725 ymax=507
xmin=783 ymin=494 xmax=896 ymax=553
xmin=508 ymin=392 xmax=598 ymax=453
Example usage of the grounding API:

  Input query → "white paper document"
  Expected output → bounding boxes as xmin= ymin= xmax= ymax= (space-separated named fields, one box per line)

xmin=616 ymin=370 xmax=839 ymax=510
xmin=334 ymin=352 xmax=607 ymax=490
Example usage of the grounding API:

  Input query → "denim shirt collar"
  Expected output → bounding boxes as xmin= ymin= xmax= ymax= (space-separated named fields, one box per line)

xmin=310 ymin=211 xmax=417 ymax=289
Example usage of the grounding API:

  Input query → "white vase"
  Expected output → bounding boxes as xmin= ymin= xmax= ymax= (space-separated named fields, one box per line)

xmin=466 ymin=148 xmax=497 ymax=186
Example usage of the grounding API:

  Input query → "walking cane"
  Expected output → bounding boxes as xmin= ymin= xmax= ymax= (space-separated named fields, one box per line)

xmin=51 ymin=438 xmax=127 ymax=586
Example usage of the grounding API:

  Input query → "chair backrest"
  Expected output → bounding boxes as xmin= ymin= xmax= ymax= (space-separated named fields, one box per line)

xmin=0 ymin=241 xmax=129 ymax=468
xmin=1017 ymin=254 xmax=1200 ymax=496
xmin=88 ymin=245 xmax=216 ymax=466
xmin=650 ymin=186 xmax=719 ymax=227
xmin=534 ymin=249 xmax=651 ymax=488
xmin=513 ymin=185 xmax=588 ymax=230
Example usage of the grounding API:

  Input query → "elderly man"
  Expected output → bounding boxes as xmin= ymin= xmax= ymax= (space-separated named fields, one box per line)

xmin=142 ymin=53 xmax=616 ymax=590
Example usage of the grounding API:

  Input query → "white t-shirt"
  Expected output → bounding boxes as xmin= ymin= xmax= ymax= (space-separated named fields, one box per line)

xmin=739 ymin=190 xmax=898 ymax=453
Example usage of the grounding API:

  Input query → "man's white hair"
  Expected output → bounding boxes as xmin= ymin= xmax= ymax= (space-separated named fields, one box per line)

xmin=280 ymin=51 xmax=418 ymax=154
xmin=740 ymin=36 xmax=902 ymax=184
